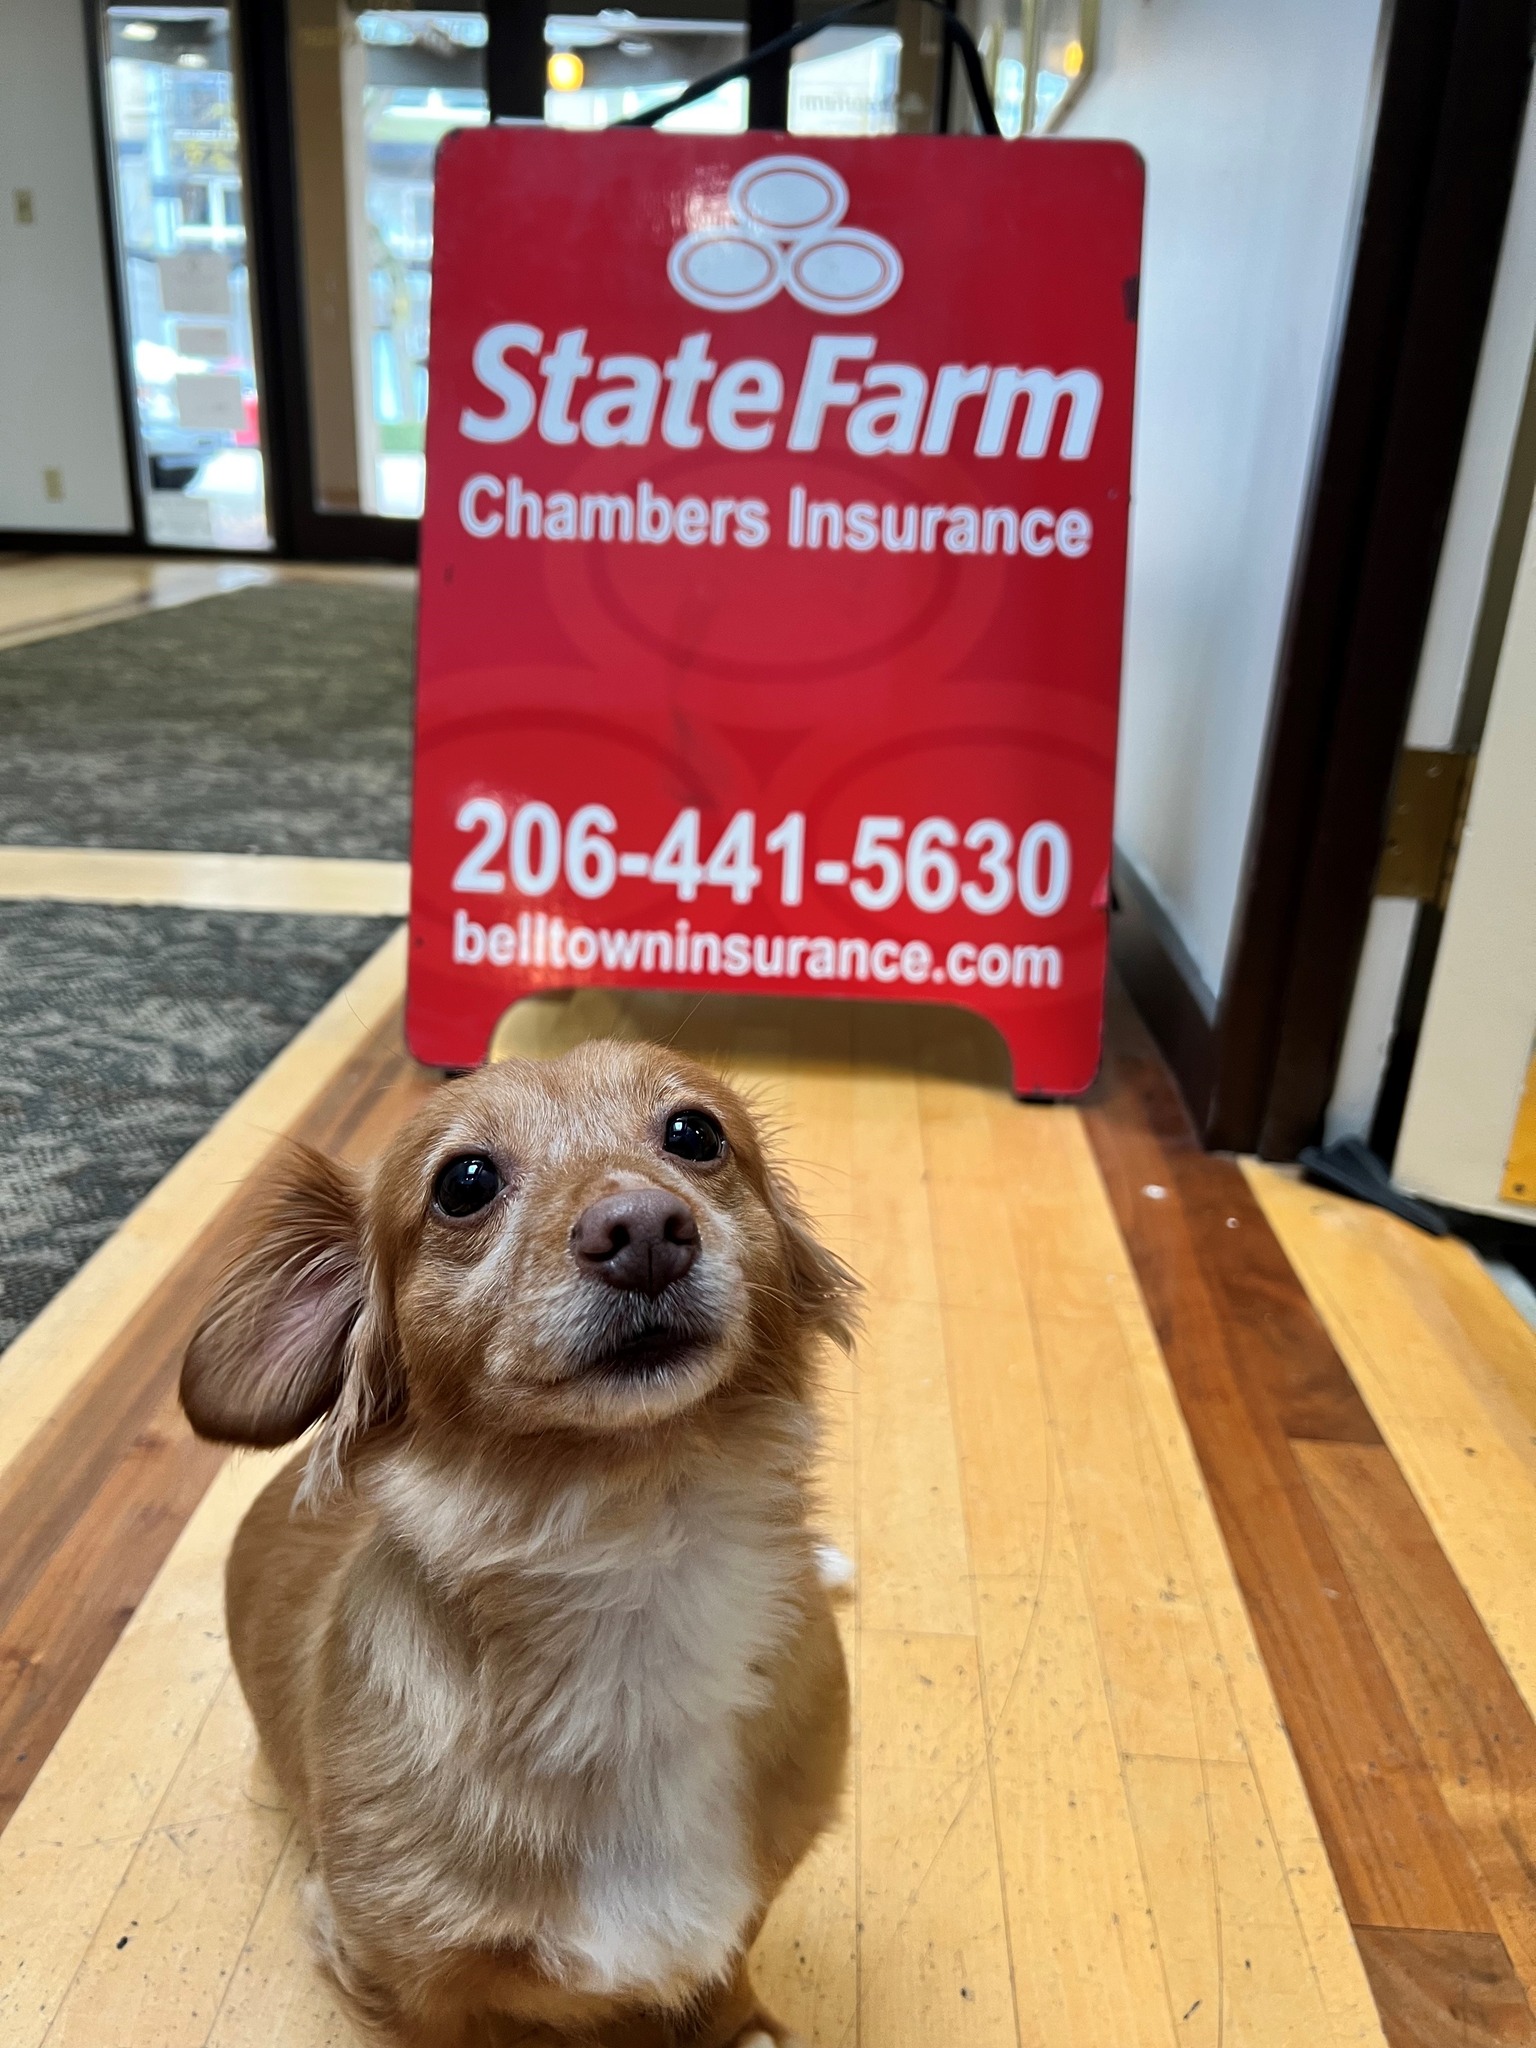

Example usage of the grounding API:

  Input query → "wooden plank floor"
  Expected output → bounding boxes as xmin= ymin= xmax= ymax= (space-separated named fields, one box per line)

xmin=0 ymin=553 xmax=268 ymax=652
xmin=3 ymin=556 xmax=1536 ymax=2045
xmin=0 ymin=552 xmax=414 ymax=654
xmin=0 ymin=847 xmax=410 ymax=917
xmin=1248 ymin=1160 xmax=1536 ymax=2013
xmin=1084 ymin=989 xmax=1536 ymax=2047
xmin=1 ymin=985 xmax=1394 ymax=2048
xmin=1247 ymin=1161 xmax=1536 ymax=1722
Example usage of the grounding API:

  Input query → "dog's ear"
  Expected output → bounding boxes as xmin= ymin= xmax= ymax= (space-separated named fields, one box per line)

xmin=768 ymin=1170 xmax=862 ymax=1351
xmin=181 ymin=1146 xmax=400 ymax=1486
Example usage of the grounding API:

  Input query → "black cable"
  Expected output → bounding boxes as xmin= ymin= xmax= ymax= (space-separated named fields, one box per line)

xmin=619 ymin=0 xmax=1002 ymax=138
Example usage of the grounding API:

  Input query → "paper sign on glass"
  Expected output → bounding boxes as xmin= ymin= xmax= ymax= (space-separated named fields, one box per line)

xmin=175 ymin=372 xmax=245 ymax=433
xmin=157 ymin=250 xmax=231 ymax=318
xmin=177 ymin=323 xmax=230 ymax=361
xmin=409 ymin=128 xmax=1143 ymax=1093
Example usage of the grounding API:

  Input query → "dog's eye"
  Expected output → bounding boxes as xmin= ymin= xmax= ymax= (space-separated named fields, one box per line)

xmin=433 ymin=1153 xmax=502 ymax=1218
xmin=663 ymin=1110 xmax=725 ymax=1164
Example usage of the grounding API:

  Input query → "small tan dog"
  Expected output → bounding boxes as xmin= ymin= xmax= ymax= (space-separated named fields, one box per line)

xmin=181 ymin=1040 xmax=857 ymax=2048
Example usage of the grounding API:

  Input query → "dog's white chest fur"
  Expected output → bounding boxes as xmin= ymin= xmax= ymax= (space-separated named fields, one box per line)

xmin=373 ymin=1462 xmax=799 ymax=2000
xmin=538 ymin=1487 xmax=791 ymax=1994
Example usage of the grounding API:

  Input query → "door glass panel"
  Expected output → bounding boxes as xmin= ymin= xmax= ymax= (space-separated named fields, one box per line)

xmin=1030 ymin=0 xmax=1091 ymax=129
xmin=102 ymin=5 xmax=270 ymax=549
xmin=540 ymin=13 xmax=903 ymax=136
xmin=788 ymin=26 xmax=900 ymax=135
xmin=354 ymin=10 xmax=488 ymax=515
xmin=543 ymin=16 xmax=746 ymax=132
xmin=993 ymin=26 xmax=1028 ymax=137
xmin=290 ymin=7 xmax=487 ymax=520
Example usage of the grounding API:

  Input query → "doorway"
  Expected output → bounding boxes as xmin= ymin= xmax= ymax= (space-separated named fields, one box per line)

xmin=97 ymin=4 xmax=271 ymax=550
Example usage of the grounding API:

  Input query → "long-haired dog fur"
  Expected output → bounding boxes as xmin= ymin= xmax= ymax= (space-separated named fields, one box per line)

xmin=180 ymin=1040 xmax=857 ymax=2048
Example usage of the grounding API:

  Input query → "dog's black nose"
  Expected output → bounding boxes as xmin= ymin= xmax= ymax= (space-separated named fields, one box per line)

xmin=571 ymin=1188 xmax=699 ymax=1296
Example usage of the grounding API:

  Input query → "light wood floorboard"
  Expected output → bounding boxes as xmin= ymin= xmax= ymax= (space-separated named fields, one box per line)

xmin=0 ymin=847 xmax=410 ymax=917
xmin=0 ymin=555 xmax=269 ymax=652
xmin=0 ymin=554 xmax=413 ymax=654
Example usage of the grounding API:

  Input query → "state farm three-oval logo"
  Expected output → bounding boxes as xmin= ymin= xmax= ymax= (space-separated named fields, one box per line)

xmin=668 ymin=155 xmax=903 ymax=317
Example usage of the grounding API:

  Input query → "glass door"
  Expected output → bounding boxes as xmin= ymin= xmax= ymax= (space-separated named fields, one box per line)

xmin=289 ymin=6 xmax=488 ymax=525
xmin=344 ymin=10 xmax=490 ymax=517
xmin=99 ymin=4 xmax=271 ymax=549
xmin=538 ymin=13 xmax=900 ymax=136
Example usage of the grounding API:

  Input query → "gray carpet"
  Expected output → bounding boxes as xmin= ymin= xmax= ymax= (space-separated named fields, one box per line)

xmin=0 ymin=900 xmax=395 ymax=1350
xmin=0 ymin=583 xmax=415 ymax=858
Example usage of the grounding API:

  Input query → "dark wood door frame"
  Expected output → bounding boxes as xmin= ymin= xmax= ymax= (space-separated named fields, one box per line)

xmin=1116 ymin=0 xmax=1534 ymax=1158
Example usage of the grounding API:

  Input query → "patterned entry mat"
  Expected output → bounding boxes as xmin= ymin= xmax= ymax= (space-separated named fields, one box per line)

xmin=0 ymin=901 xmax=394 ymax=1349
xmin=0 ymin=582 xmax=416 ymax=859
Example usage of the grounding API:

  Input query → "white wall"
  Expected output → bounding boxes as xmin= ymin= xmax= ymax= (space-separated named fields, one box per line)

xmin=0 ymin=0 xmax=132 ymax=533
xmin=1062 ymin=0 xmax=1386 ymax=1001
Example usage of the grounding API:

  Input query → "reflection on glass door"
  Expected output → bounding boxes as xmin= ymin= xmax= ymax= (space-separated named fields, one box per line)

xmin=542 ymin=16 xmax=746 ymax=131
xmin=539 ymin=14 xmax=899 ymax=135
xmin=101 ymin=5 xmax=270 ymax=549
xmin=990 ymin=0 xmax=1095 ymax=138
xmin=788 ymin=27 xmax=900 ymax=134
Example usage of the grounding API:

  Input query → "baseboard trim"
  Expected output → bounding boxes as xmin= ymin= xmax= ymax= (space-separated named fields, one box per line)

xmin=1110 ymin=852 xmax=1218 ymax=1135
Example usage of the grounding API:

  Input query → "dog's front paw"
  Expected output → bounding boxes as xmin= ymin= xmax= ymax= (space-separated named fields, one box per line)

xmin=732 ymin=2027 xmax=804 ymax=2048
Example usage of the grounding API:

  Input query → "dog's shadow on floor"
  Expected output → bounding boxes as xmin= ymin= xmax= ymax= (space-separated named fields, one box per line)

xmin=490 ymin=988 xmax=1018 ymax=1095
